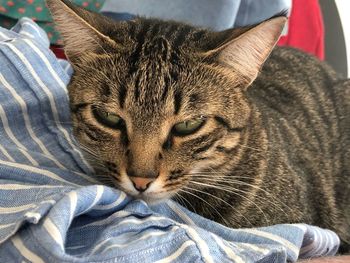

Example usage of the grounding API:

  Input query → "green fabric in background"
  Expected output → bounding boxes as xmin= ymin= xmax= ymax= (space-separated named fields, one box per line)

xmin=0 ymin=0 xmax=105 ymax=44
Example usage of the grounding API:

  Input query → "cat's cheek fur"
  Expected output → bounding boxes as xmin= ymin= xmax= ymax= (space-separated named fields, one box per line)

xmin=116 ymin=171 xmax=139 ymax=196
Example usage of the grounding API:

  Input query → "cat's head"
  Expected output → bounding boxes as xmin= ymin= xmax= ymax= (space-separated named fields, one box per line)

xmin=47 ymin=0 xmax=286 ymax=202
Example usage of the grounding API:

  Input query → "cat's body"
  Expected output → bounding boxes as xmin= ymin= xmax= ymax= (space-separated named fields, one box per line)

xmin=46 ymin=0 xmax=350 ymax=252
xmin=188 ymin=47 xmax=350 ymax=251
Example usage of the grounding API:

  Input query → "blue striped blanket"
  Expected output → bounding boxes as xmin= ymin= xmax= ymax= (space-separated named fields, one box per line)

xmin=0 ymin=18 xmax=340 ymax=263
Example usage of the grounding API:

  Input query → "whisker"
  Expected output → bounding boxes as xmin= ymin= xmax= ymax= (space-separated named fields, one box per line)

xmin=178 ymin=188 xmax=229 ymax=226
xmin=187 ymin=173 xmax=255 ymax=179
xmin=182 ymin=185 xmax=249 ymax=227
xmin=188 ymin=181 xmax=270 ymax=225
xmin=187 ymin=175 xmax=293 ymax=215
xmin=94 ymin=173 xmax=117 ymax=186
xmin=173 ymin=192 xmax=197 ymax=214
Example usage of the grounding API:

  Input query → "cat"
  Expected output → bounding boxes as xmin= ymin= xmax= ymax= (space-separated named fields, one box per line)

xmin=46 ymin=0 xmax=350 ymax=252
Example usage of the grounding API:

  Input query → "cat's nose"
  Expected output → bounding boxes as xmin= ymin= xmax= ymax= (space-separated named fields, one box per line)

xmin=129 ymin=177 xmax=155 ymax=192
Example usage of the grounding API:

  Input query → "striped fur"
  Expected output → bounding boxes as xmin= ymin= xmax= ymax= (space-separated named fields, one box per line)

xmin=47 ymin=0 xmax=350 ymax=253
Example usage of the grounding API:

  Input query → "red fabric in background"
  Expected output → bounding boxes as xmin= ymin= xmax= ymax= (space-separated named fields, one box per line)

xmin=50 ymin=45 xmax=66 ymax=59
xmin=278 ymin=0 xmax=325 ymax=60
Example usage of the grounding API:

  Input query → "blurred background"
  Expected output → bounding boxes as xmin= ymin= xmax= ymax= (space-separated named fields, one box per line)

xmin=319 ymin=0 xmax=349 ymax=77
xmin=0 ymin=0 xmax=349 ymax=77
xmin=103 ymin=0 xmax=350 ymax=77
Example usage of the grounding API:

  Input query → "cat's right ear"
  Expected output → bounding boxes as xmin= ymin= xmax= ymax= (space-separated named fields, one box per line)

xmin=46 ymin=0 xmax=120 ymax=61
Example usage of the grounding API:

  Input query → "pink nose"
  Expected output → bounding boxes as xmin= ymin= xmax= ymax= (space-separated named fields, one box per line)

xmin=130 ymin=177 xmax=155 ymax=192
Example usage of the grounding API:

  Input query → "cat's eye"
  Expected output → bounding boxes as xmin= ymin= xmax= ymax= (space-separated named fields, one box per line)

xmin=173 ymin=117 xmax=206 ymax=136
xmin=92 ymin=107 xmax=123 ymax=129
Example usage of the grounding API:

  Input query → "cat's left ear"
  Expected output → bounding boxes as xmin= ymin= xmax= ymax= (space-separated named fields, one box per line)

xmin=46 ymin=0 xmax=120 ymax=61
xmin=205 ymin=16 xmax=287 ymax=86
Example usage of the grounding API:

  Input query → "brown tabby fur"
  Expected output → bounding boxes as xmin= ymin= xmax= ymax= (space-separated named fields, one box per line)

xmin=47 ymin=0 xmax=350 ymax=252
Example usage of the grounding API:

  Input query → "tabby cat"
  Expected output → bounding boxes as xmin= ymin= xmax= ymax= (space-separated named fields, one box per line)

xmin=47 ymin=0 xmax=350 ymax=252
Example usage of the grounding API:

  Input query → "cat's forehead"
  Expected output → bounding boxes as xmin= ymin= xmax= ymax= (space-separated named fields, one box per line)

xmin=111 ymin=18 xmax=211 ymax=53
xmin=74 ymin=19 xmax=243 ymax=125
xmin=110 ymin=28 xmax=198 ymax=117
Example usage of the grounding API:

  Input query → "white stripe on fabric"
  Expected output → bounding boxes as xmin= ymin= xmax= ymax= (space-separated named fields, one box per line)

xmin=0 ymin=184 xmax=65 ymax=190
xmin=64 ymin=63 xmax=71 ymax=73
xmin=181 ymin=225 xmax=214 ymax=263
xmin=239 ymin=243 xmax=270 ymax=255
xmin=328 ymin=229 xmax=340 ymax=249
xmin=240 ymin=229 xmax=299 ymax=256
xmin=43 ymin=218 xmax=64 ymax=251
xmin=166 ymin=200 xmax=196 ymax=226
xmin=325 ymin=230 xmax=334 ymax=254
xmin=0 ymin=144 xmax=15 ymax=162
xmin=329 ymin=229 xmax=341 ymax=255
xmin=21 ymin=21 xmax=44 ymax=39
xmin=75 ymin=213 xmax=170 ymax=234
xmin=0 ymin=222 xmax=16 ymax=230
xmin=66 ymin=245 xmax=86 ymax=250
xmin=101 ymin=231 xmax=173 ymax=253
xmin=24 ymin=212 xmax=41 ymax=223
xmin=20 ymin=31 xmax=35 ymax=39
xmin=18 ymin=148 xmax=38 ymax=166
xmin=11 ymin=236 xmax=45 ymax=263
xmin=153 ymin=240 xmax=195 ymax=263
xmin=116 ymin=215 xmax=167 ymax=227
xmin=0 ymin=204 xmax=35 ymax=214
xmin=314 ymin=227 xmax=328 ymax=256
xmin=23 ymin=39 xmax=66 ymax=92
xmin=212 ymin=234 xmax=245 ymax=263
xmin=2 ymin=42 xmax=93 ymax=172
xmin=0 ymin=159 xmax=79 ymax=186
xmin=0 ymin=199 xmax=55 ymax=214
xmin=20 ymin=38 xmax=94 ymax=171
xmin=322 ymin=228 xmax=330 ymax=256
xmin=322 ymin=228 xmax=335 ymax=256
xmin=0 ymin=105 xmax=38 ymax=166
xmin=68 ymin=191 xmax=78 ymax=224
xmin=78 ymin=185 xmax=104 ymax=215
xmin=93 ymin=226 xmax=180 ymax=255
xmin=309 ymin=227 xmax=320 ymax=257
xmin=311 ymin=227 xmax=323 ymax=257
xmin=0 ymin=30 xmax=95 ymax=179
xmin=292 ymin=224 xmax=308 ymax=232
xmin=76 ymin=210 xmax=132 ymax=228
xmin=0 ymin=73 xmax=66 ymax=169
xmin=93 ymin=191 xmax=126 ymax=210
xmin=0 ymin=31 xmax=11 ymax=40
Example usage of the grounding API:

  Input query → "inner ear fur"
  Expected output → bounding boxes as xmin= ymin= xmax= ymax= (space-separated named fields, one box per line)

xmin=204 ymin=16 xmax=287 ymax=85
xmin=46 ymin=0 xmax=120 ymax=60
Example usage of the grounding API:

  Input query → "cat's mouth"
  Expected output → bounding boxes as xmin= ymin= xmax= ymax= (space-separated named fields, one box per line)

xmin=115 ymin=174 xmax=176 ymax=204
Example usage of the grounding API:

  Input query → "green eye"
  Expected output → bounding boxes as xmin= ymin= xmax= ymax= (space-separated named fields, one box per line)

xmin=173 ymin=117 xmax=206 ymax=136
xmin=92 ymin=107 xmax=123 ymax=129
